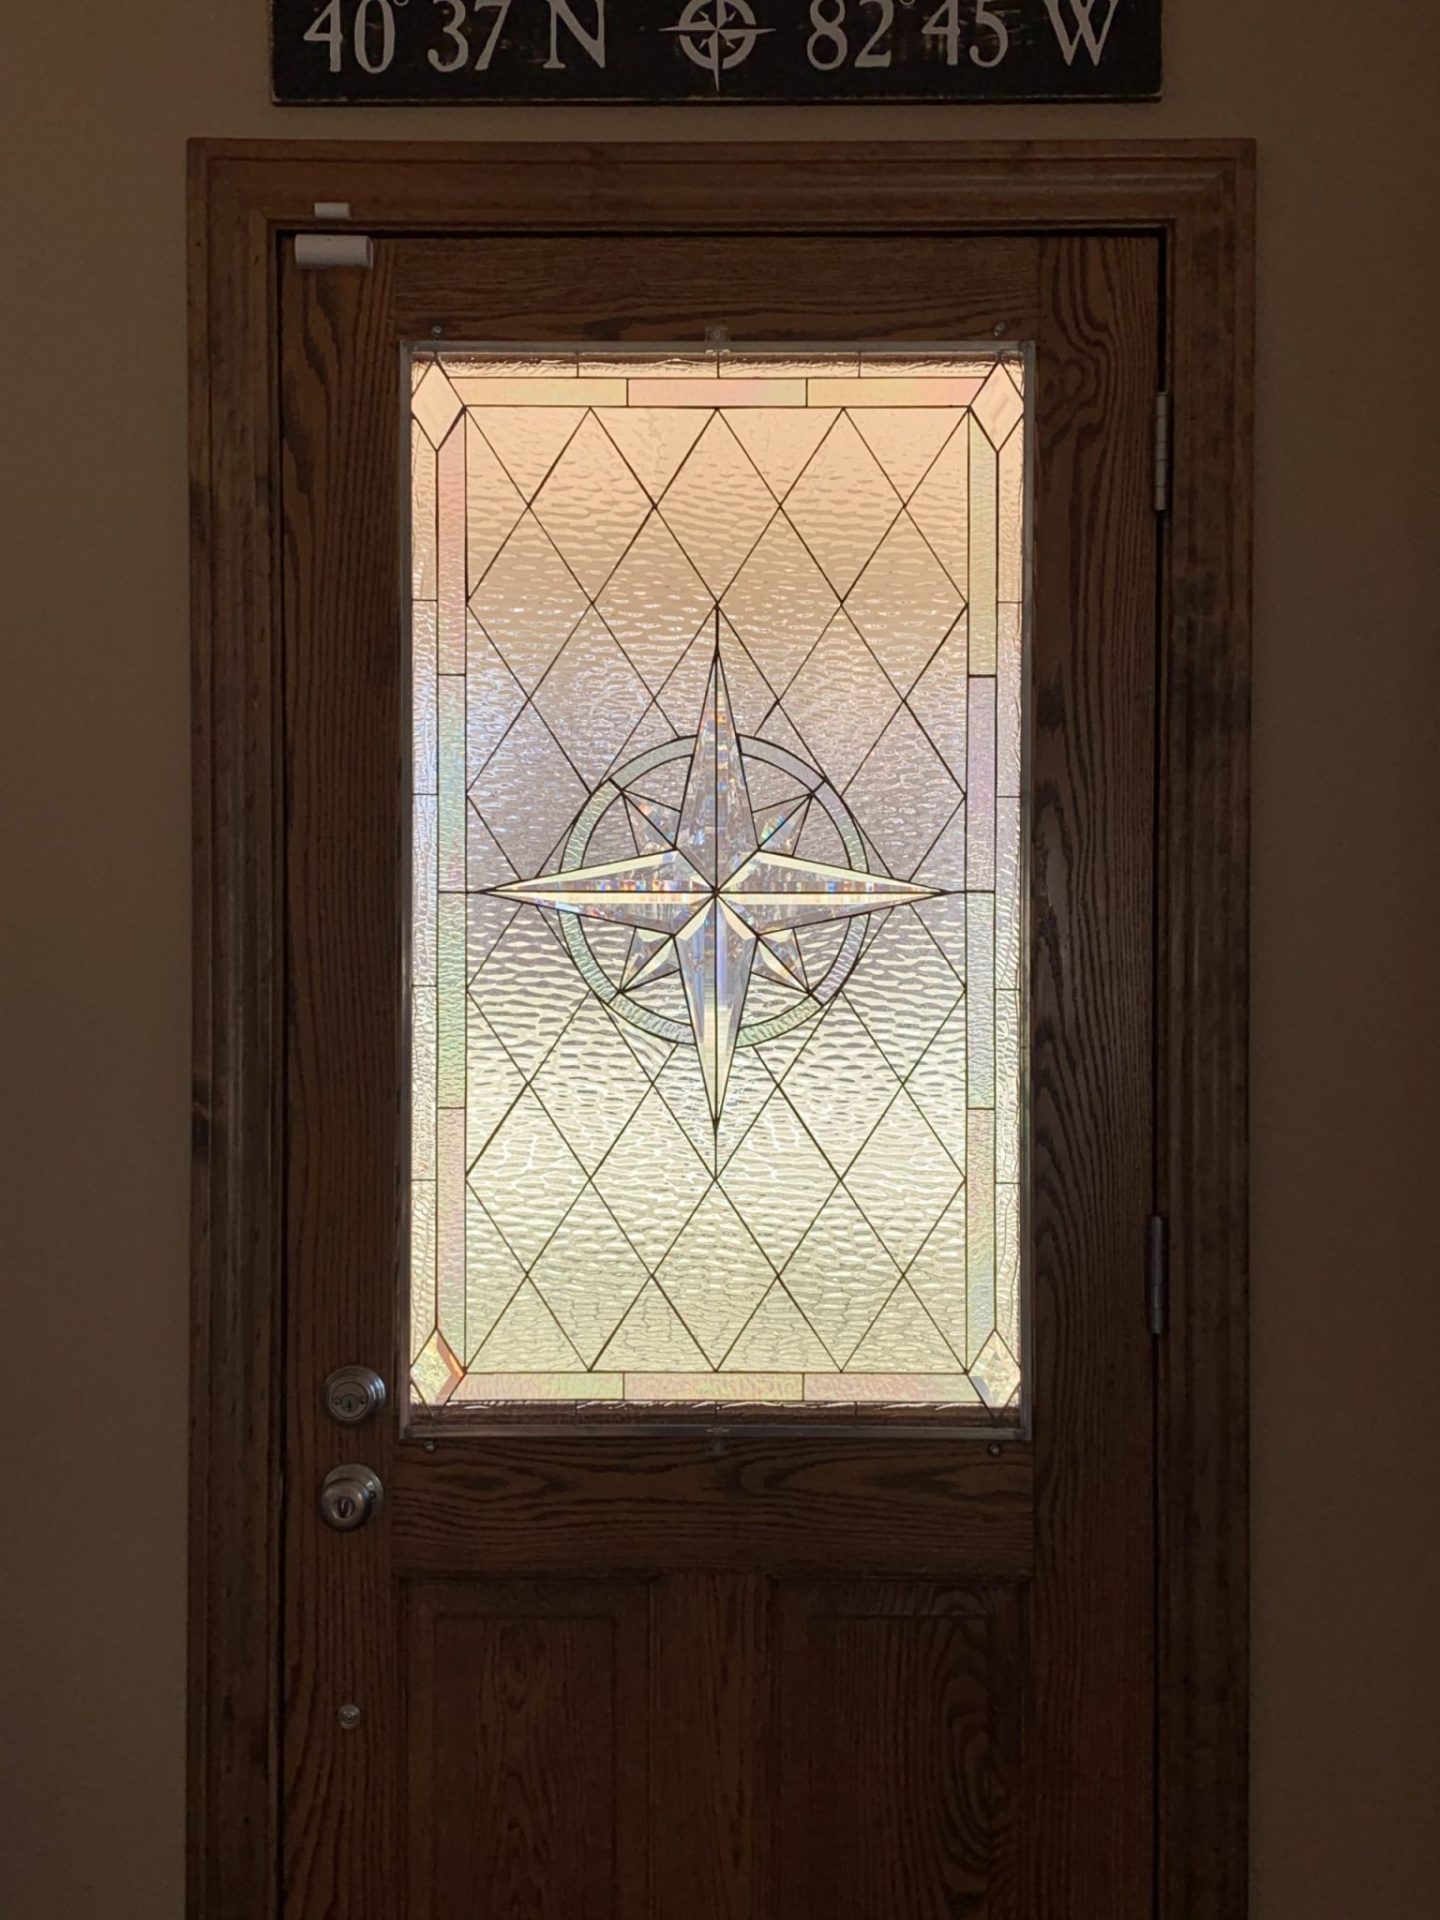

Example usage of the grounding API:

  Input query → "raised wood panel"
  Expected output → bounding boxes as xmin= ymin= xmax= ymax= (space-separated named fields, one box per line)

xmin=393 ymin=234 xmax=1041 ymax=343
xmin=405 ymin=1576 xmax=1021 ymax=1920
xmin=407 ymin=1581 xmax=651 ymax=1919
xmin=774 ymin=1583 xmax=1022 ymax=1919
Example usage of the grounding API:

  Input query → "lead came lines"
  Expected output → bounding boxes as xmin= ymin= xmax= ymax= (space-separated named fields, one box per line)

xmin=422 ymin=360 xmax=1021 ymax=1405
xmin=409 ymin=348 xmax=1026 ymax=1409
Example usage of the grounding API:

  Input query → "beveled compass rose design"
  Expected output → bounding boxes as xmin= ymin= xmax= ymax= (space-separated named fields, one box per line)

xmin=492 ymin=646 xmax=939 ymax=1123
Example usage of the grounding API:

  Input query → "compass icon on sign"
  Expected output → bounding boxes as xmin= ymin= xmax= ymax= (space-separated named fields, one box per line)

xmin=665 ymin=0 xmax=774 ymax=90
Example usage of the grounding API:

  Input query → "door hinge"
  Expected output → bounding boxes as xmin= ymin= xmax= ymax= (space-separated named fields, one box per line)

xmin=1153 ymin=391 xmax=1172 ymax=513
xmin=1146 ymin=1214 xmax=1170 ymax=1336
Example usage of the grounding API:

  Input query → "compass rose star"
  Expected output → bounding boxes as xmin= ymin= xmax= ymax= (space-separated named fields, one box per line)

xmin=664 ymin=0 xmax=773 ymax=92
xmin=493 ymin=650 xmax=941 ymax=1124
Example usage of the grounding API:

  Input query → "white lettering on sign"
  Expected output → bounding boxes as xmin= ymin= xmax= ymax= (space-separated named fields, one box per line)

xmin=544 ymin=0 xmax=606 ymax=69
xmin=921 ymin=0 xmax=962 ymax=65
xmin=806 ymin=0 xmax=897 ymax=71
xmin=354 ymin=0 xmax=400 ymax=73
xmin=428 ymin=0 xmax=512 ymax=70
xmin=303 ymin=0 xmax=345 ymax=71
xmin=282 ymin=0 xmax=1154 ymax=97
xmin=474 ymin=0 xmax=512 ymax=66
xmin=429 ymin=0 xmax=469 ymax=68
xmin=303 ymin=0 xmax=405 ymax=73
xmin=922 ymin=0 xmax=1009 ymax=67
xmin=1042 ymin=0 xmax=1121 ymax=66
xmin=970 ymin=0 xmax=1010 ymax=67
xmin=806 ymin=0 xmax=847 ymax=70
xmin=856 ymin=0 xmax=896 ymax=69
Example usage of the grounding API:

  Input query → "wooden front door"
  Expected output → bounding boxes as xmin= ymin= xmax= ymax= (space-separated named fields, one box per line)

xmin=279 ymin=224 xmax=1159 ymax=1919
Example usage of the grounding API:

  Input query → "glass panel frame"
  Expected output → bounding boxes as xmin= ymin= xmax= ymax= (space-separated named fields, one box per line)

xmin=403 ymin=341 xmax=1033 ymax=1435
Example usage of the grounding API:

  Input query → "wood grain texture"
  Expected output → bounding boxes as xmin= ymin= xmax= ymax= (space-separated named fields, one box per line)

xmin=186 ymin=149 xmax=286 ymax=1920
xmin=394 ymin=1440 xmax=1033 ymax=1579
xmin=392 ymin=233 xmax=1039 ymax=343
xmin=283 ymin=218 xmax=1150 ymax=1917
xmin=279 ymin=249 xmax=406 ymax=1920
xmin=1155 ymin=150 xmax=1255 ymax=1920
xmin=774 ymin=1584 xmax=1021 ymax=1919
xmin=652 ymin=1576 xmax=767 ymax=1920
xmin=1026 ymin=232 xmax=1159 ymax=1917
xmin=195 ymin=138 xmax=1252 ymax=236
xmin=274 ymin=223 xmax=1055 ymax=1920
xmin=407 ymin=1581 xmax=651 ymax=1920
xmin=190 ymin=142 xmax=1252 ymax=1920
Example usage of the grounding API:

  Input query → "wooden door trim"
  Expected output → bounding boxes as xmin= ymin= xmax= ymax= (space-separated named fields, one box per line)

xmin=189 ymin=138 xmax=1253 ymax=1920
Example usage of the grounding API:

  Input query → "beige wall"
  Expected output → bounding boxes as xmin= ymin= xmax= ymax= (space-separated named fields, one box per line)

xmin=3 ymin=2 xmax=1438 ymax=1914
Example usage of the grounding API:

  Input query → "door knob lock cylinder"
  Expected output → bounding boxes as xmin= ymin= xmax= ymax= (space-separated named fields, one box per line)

xmin=319 ymin=1464 xmax=383 ymax=1532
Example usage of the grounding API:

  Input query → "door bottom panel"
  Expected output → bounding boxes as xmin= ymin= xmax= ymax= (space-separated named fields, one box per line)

xmin=405 ymin=1575 xmax=1024 ymax=1919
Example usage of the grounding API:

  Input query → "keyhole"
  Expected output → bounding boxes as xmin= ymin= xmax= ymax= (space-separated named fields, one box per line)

xmin=334 ymin=1494 xmax=356 ymax=1522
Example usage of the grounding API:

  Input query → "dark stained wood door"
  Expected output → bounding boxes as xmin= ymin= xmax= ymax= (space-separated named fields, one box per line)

xmin=279 ymin=227 xmax=1159 ymax=1918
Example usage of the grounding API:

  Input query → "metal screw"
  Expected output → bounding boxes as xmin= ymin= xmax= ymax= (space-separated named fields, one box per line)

xmin=338 ymin=1703 xmax=362 ymax=1731
xmin=430 ymin=323 xmax=444 ymax=338
xmin=423 ymin=1439 xmax=438 ymax=1453
xmin=993 ymin=321 xmax=1008 ymax=337
xmin=986 ymin=1441 xmax=1003 ymax=1458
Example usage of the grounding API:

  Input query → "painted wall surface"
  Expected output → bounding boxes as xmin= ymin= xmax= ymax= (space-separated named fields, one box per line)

xmin=2 ymin=4 xmax=1437 ymax=1915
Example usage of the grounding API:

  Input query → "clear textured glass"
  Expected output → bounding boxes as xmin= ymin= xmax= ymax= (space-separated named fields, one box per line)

xmin=409 ymin=348 xmax=1028 ymax=1414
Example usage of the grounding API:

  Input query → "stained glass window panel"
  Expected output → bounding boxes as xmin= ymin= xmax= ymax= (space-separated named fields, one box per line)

xmin=409 ymin=348 xmax=1027 ymax=1415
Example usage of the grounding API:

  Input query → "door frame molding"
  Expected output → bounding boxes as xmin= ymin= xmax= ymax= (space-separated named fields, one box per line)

xmin=188 ymin=138 xmax=1253 ymax=1920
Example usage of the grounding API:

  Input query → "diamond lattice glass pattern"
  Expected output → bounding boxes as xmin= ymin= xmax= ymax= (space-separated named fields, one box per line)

xmin=410 ymin=348 xmax=1026 ymax=1414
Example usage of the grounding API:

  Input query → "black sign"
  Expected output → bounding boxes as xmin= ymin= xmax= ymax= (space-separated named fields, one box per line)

xmin=272 ymin=1 xmax=1161 ymax=104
